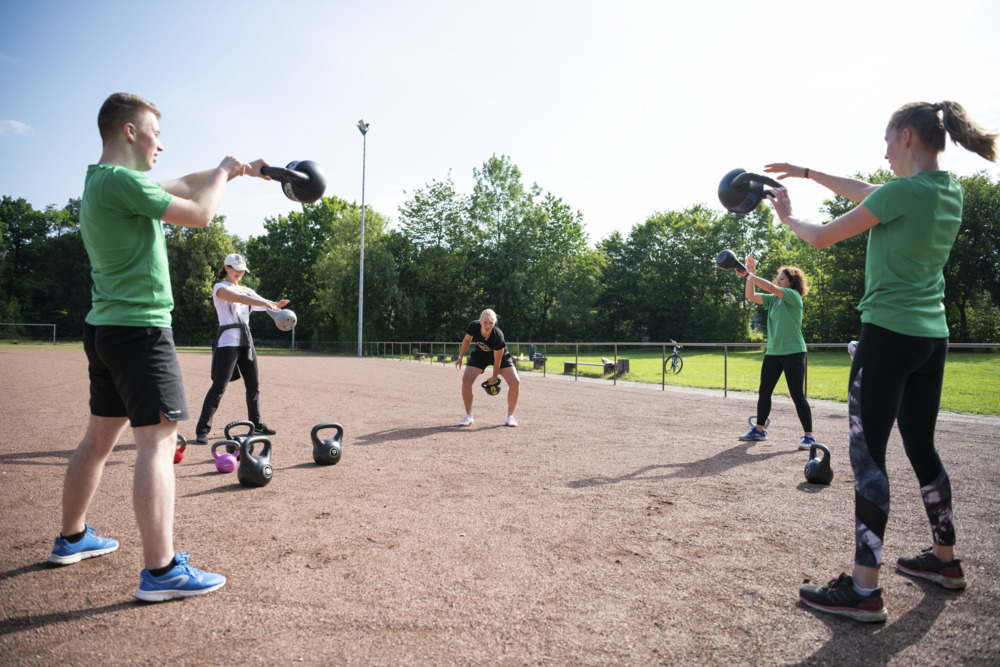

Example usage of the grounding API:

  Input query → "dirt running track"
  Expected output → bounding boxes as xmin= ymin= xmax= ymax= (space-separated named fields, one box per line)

xmin=1 ymin=347 xmax=999 ymax=665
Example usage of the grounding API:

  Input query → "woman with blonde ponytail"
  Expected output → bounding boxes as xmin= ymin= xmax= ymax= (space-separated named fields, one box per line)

xmin=763 ymin=101 xmax=997 ymax=622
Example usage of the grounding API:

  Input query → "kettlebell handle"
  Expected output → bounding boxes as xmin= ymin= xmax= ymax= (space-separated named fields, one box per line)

xmin=311 ymin=422 xmax=344 ymax=445
xmin=225 ymin=420 xmax=255 ymax=440
xmin=242 ymin=434 xmax=272 ymax=459
xmin=809 ymin=442 xmax=831 ymax=461
xmin=261 ymin=165 xmax=310 ymax=187
xmin=731 ymin=172 xmax=783 ymax=190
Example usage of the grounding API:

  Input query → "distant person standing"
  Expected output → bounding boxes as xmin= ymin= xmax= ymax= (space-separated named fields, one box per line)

xmin=48 ymin=92 xmax=268 ymax=602
xmin=735 ymin=258 xmax=816 ymax=450
xmin=766 ymin=100 xmax=998 ymax=622
xmin=193 ymin=253 xmax=289 ymax=444
xmin=455 ymin=309 xmax=520 ymax=427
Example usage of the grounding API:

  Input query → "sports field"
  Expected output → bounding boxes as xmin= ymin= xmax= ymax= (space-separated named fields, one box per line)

xmin=2 ymin=348 xmax=999 ymax=665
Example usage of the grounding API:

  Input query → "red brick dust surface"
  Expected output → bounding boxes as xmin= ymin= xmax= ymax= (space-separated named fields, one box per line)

xmin=2 ymin=347 xmax=999 ymax=665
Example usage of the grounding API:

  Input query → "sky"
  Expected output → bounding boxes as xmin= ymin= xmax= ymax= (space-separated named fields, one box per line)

xmin=2 ymin=0 xmax=999 ymax=246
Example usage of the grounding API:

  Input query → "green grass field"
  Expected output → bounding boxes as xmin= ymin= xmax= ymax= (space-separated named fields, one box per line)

xmin=3 ymin=341 xmax=998 ymax=416
xmin=521 ymin=346 xmax=999 ymax=416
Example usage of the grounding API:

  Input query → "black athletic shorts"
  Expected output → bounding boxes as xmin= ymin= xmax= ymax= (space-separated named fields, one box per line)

xmin=83 ymin=323 xmax=189 ymax=427
xmin=467 ymin=349 xmax=514 ymax=371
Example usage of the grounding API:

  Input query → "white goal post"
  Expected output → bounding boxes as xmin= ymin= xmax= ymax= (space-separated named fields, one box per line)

xmin=0 ymin=323 xmax=56 ymax=344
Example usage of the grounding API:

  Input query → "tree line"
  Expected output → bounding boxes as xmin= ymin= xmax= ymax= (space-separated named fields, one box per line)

xmin=3 ymin=155 xmax=999 ymax=346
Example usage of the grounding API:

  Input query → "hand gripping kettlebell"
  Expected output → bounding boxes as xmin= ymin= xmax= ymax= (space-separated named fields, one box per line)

xmin=260 ymin=160 xmax=327 ymax=204
xmin=804 ymin=443 xmax=834 ymax=485
xmin=718 ymin=168 xmax=784 ymax=213
xmin=311 ymin=423 xmax=344 ymax=466
xmin=211 ymin=440 xmax=240 ymax=473
xmin=238 ymin=435 xmax=274 ymax=488
xmin=224 ymin=420 xmax=255 ymax=455
xmin=174 ymin=434 xmax=187 ymax=465
xmin=481 ymin=377 xmax=503 ymax=396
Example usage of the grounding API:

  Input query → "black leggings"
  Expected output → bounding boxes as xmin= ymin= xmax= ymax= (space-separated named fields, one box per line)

xmin=849 ymin=323 xmax=953 ymax=569
xmin=756 ymin=352 xmax=812 ymax=432
xmin=196 ymin=345 xmax=260 ymax=434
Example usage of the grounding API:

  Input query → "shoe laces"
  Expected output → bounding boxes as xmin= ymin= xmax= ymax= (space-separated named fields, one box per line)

xmin=171 ymin=552 xmax=194 ymax=573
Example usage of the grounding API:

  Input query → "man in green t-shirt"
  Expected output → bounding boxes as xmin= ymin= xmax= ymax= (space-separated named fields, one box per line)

xmin=48 ymin=92 xmax=270 ymax=602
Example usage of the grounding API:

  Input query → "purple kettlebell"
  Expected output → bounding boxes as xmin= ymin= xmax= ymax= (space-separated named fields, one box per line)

xmin=212 ymin=440 xmax=239 ymax=473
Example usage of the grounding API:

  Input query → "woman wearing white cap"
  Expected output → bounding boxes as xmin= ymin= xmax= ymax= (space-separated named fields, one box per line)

xmin=193 ymin=253 xmax=289 ymax=444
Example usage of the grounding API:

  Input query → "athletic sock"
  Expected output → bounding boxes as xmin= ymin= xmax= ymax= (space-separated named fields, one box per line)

xmin=148 ymin=557 xmax=178 ymax=578
xmin=853 ymin=582 xmax=876 ymax=597
xmin=61 ymin=529 xmax=87 ymax=544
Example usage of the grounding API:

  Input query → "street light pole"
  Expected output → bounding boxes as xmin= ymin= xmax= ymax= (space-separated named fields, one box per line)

xmin=356 ymin=119 xmax=369 ymax=358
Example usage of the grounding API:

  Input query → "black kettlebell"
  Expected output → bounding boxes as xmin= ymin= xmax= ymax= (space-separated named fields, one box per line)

xmin=481 ymin=377 xmax=503 ymax=396
xmin=804 ymin=443 xmax=834 ymax=485
xmin=261 ymin=160 xmax=327 ymax=204
xmin=715 ymin=249 xmax=748 ymax=273
xmin=718 ymin=168 xmax=783 ymax=213
xmin=311 ymin=423 xmax=344 ymax=466
xmin=224 ymin=420 xmax=255 ymax=455
xmin=238 ymin=435 xmax=273 ymax=488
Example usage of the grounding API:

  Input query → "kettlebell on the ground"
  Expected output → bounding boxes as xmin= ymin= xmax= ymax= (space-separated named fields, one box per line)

xmin=174 ymin=435 xmax=187 ymax=464
xmin=224 ymin=420 xmax=255 ymax=455
xmin=238 ymin=435 xmax=273 ymax=488
xmin=212 ymin=440 xmax=239 ymax=473
xmin=718 ymin=168 xmax=783 ymax=213
xmin=311 ymin=423 xmax=344 ymax=466
xmin=804 ymin=443 xmax=834 ymax=485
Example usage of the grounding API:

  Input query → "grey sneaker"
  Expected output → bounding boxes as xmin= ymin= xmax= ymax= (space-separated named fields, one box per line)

xmin=799 ymin=572 xmax=888 ymax=623
xmin=897 ymin=547 xmax=967 ymax=589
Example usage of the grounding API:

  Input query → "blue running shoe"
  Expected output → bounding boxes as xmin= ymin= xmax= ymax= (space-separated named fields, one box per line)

xmin=135 ymin=552 xmax=226 ymax=602
xmin=48 ymin=525 xmax=119 ymax=565
xmin=739 ymin=426 xmax=767 ymax=441
xmin=799 ymin=434 xmax=818 ymax=451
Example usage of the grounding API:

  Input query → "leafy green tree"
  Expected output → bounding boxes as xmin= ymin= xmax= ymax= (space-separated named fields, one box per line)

xmin=946 ymin=171 xmax=1000 ymax=341
xmin=309 ymin=200 xmax=395 ymax=343
xmin=0 ymin=197 xmax=90 ymax=337
xmin=396 ymin=174 xmax=478 ymax=340
xmin=164 ymin=219 xmax=238 ymax=341
xmin=246 ymin=196 xmax=357 ymax=341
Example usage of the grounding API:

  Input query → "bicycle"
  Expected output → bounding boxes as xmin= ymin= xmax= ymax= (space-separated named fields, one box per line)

xmin=664 ymin=340 xmax=683 ymax=375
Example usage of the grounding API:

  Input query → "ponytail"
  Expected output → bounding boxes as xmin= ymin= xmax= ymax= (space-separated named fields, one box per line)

xmin=889 ymin=101 xmax=998 ymax=162
xmin=939 ymin=101 xmax=998 ymax=162
xmin=216 ymin=266 xmax=228 ymax=280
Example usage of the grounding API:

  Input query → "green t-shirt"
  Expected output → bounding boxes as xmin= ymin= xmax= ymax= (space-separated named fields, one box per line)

xmin=80 ymin=165 xmax=174 ymax=327
xmin=860 ymin=171 xmax=962 ymax=338
xmin=761 ymin=288 xmax=806 ymax=355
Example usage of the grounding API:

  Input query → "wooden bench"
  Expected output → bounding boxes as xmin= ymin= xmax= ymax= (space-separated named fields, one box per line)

xmin=564 ymin=359 xmax=630 ymax=375
xmin=513 ymin=355 xmax=547 ymax=371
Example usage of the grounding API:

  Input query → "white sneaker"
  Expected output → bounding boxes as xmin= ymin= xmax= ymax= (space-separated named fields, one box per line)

xmin=505 ymin=415 xmax=518 ymax=427
xmin=459 ymin=414 xmax=474 ymax=426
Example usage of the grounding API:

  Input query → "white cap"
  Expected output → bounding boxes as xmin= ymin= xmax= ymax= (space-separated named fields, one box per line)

xmin=224 ymin=253 xmax=249 ymax=272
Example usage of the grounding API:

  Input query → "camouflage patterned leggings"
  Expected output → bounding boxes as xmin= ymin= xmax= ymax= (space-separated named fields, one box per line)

xmin=848 ymin=324 xmax=955 ymax=570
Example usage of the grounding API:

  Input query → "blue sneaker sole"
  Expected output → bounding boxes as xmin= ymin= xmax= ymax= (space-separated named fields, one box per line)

xmin=47 ymin=543 xmax=119 ymax=565
xmin=134 ymin=579 xmax=226 ymax=602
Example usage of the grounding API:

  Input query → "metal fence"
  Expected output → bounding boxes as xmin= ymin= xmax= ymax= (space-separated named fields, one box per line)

xmin=365 ymin=340 xmax=1000 ymax=398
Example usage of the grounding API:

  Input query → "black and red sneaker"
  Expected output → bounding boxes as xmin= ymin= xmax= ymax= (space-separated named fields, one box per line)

xmin=799 ymin=573 xmax=888 ymax=623
xmin=897 ymin=547 xmax=967 ymax=589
